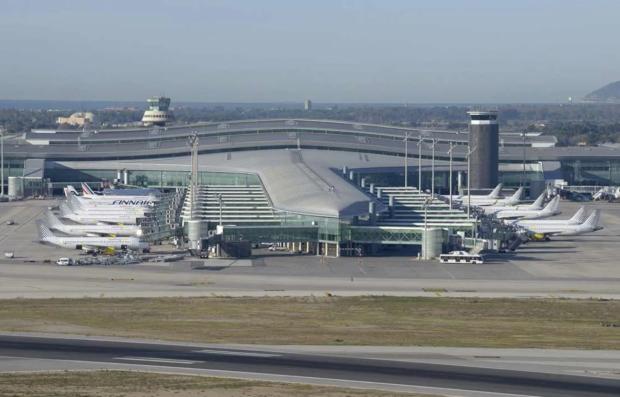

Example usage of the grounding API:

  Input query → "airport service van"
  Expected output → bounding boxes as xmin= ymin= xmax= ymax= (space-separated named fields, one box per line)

xmin=56 ymin=257 xmax=74 ymax=266
xmin=439 ymin=251 xmax=484 ymax=264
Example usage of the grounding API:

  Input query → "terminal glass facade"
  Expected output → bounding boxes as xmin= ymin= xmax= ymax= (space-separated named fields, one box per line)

xmin=561 ymin=159 xmax=620 ymax=185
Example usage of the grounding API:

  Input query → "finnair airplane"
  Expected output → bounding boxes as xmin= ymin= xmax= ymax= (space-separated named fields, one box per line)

xmin=37 ymin=221 xmax=149 ymax=252
xmin=516 ymin=209 xmax=603 ymax=239
xmin=46 ymin=211 xmax=142 ymax=237
xmin=59 ymin=202 xmax=140 ymax=225
xmin=68 ymin=194 xmax=150 ymax=214
xmin=495 ymin=195 xmax=561 ymax=220
xmin=482 ymin=192 xmax=546 ymax=215
xmin=81 ymin=183 xmax=159 ymax=206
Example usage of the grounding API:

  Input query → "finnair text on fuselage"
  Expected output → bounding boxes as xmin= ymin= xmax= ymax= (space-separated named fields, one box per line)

xmin=111 ymin=199 xmax=156 ymax=206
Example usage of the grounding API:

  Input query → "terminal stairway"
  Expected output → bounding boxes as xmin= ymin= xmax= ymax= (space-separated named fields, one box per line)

xmin=181 ymin=185 xmax=279 ymax=226
xmin=362 ymin=186 xmax=475 ymax=230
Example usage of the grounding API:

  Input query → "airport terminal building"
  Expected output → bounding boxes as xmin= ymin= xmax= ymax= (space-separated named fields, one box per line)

xmin=3 ymin=116 xmax=620 ymax=256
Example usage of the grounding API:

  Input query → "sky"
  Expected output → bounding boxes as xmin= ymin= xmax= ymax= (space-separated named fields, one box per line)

xmin=0 ymin=0 xmax=619 ymax=103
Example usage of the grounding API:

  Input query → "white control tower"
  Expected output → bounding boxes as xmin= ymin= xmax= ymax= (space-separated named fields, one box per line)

xmin=142 ymin=96 xmax=172 ymax=127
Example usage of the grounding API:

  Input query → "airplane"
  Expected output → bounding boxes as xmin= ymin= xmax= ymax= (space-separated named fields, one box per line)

xmin=67 ymin=194 xmax=151 ymax=214
xmin=517 ymin=209 xmax=603 ymax=240
xmin=514 ymin=206 xmax=587 ymax=227
xmin=443 ymin=183 xmax=504 ymax=204
xmin=481 ymin=192 xmax=546 ymax=215
xmin=70 ymin=188 xmax=157 ymax=208
xmin=59 ymin=202 xmax=140 ymax=225
xmin=45 ymin=211 xmax=142 ymax=237
xmin=81 ymin=183 xmax=159 ymax=206
xmin=494 ymin=195 xmax=561 ymax=220
xmin=36 ymin=220 xmax=149 ymax=252
xmin=465 ymin=186 xmax=524 ymax=207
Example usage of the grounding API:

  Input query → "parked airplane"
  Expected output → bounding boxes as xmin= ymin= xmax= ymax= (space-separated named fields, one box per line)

xmin=59 ymin=202 xmax=140 ymax=225
xmin=467 ymin=186 xmax=524 ymax=207
xmin=514 ymin=206 xmax=587 ymax=227
xmin=516 ymin=209 xmax=603 ymax=239
xmin=495 ymin=195 xmax=561 ymax=220
xmin=37 ymin=221 xmax=149 ymax=252
xmin=68 ymin=194 xmax=150 ymax=214
xmin=482 ymin=192 xmax=546 ymax=215
xmin=45 ymin=211 xmax=142 ymax=237
xmin=443 ymin=183 xmax=503 ymax=204
xmin=81 ymin=183 xmax=159 ymax=206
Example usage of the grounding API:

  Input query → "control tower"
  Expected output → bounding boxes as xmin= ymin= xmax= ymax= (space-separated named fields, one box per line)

xmin=467 ymin=110 xmax=499 ymax=190
xmin=142 ymin=96 xmax=172 ymax=127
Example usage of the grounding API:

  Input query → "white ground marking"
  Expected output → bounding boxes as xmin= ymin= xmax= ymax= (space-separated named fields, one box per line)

xmin=115 ymin=356 xmax=201 ymax=365
xmin=194 ymin=349 xmax=280 ymax=358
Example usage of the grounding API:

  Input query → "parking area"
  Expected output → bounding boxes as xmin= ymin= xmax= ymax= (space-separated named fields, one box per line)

xmin=0 ymin=199 xmax=619 ymax=299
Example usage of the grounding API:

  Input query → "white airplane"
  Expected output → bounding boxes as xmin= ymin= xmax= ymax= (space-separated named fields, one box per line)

xmin=495 ymin=195 xmax=561 ymax=220
xmin=45 ymin=211 xmax=142 ymax=237
xmin=466 ymin=187 xmax=524 ymax=207
xmin=80 ymin=183 xmax=159 ymax=206
xmin=444 ymin=183 xmax=504 ymax=204
xmin=482 ymin=192 xmax=546 ymax=215
xmin=517 ymin=209 xmax=603 ymax=239
xmin=37 ymin=220 xmax=149 ymax=252
xmin=514 ymin=206 xmax=587 ymax=227
xmin=59 ymin=202 xmax=140 ymax=225
xmin=67 ymin=194 xmax=150 ymax=214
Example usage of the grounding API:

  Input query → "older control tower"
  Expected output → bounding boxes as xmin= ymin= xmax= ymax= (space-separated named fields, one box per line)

xmin=142 ymin=96 xmax=172 ymax=127
xmin=468 ymin=110 xmax=499 ymax=190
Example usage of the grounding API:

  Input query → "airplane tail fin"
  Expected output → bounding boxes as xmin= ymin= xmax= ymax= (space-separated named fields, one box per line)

xmin=36 ymin=220 xmax=55 ymax=241
xmin=65 ymin=185 xmax=79 ymax=197
xmin=569 ymin=207 xmax=587 ymax=224
xmin=487 ymin=183 xmax=503 ymax=199
xmin=69 ymin=195 xmax=84 ymax=210
xmin=45 ymin=211 xmax=63 ymax=229
xmin=528 ymin=192 xmax=546 ymax=210
xmin=505 ymin=187 xmax=523 ymax=205
xmin=82 ymin=182 xmax=94 ymax=197
xmin=543 ymin=195 xmax=560 ymax=213
xmin=59 ymin=202 xmax=72 ymax=217
xmin=583 ymin=209 xmax=601 ymax=228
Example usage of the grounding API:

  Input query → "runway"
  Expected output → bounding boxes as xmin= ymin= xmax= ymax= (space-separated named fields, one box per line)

xmin=0 ymin=335 xmax=619 ymax=397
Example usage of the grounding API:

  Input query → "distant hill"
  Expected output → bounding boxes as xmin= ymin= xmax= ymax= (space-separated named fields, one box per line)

xmin=584 ymin=81 xmax=620 ymax=103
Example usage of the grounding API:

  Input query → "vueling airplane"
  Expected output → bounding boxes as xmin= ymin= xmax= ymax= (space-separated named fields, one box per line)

xmin=495 ymin=195 xmax=561 ymax=220
xmin=46 ymin=211 xmax=142 ymax=237
xmin=37 ymin=221 xmax=149 ymax=252
xmin=516 ymin=209 xmax=603 ymax=240
xmin=514 ymin=206 xmax=587 ymax=227
xmin=467 ymin=186 xmax=524 ymax=207
xmin=443 ymin=183 xmax=504 ymax=204
xmin=482 ymin=192 xmax=546 ymax=215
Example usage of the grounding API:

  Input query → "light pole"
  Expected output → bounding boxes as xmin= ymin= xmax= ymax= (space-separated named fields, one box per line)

xmin=447 ymin=142 xmax=455 ymax=209
xmin=521 ymin=131 xmax=527 ymax=188
xmin=218 ymin=193 xmax=223 ymax=227
xmin=404 ymin=131 xmax=409 ymax=187
xmin=466 ymin=144 xmax=477 ymax=219
xmin=417 ymin=136 xmax=423 ymax=191
xmin=422 ymin=196 xmax=431 ymax=259
xmin=0 ymin=129 xmax=4 ymax=197
xmin=431 ymin=139 xmax=437 ymax=197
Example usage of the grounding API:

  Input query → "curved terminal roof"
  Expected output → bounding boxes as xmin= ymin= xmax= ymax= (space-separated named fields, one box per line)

xmin=52 ymin=149 xmax=431 ymax=218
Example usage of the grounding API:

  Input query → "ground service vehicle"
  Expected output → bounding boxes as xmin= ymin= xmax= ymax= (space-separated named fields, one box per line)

xmin=439 ymin=251 xmax=484 ymax=264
